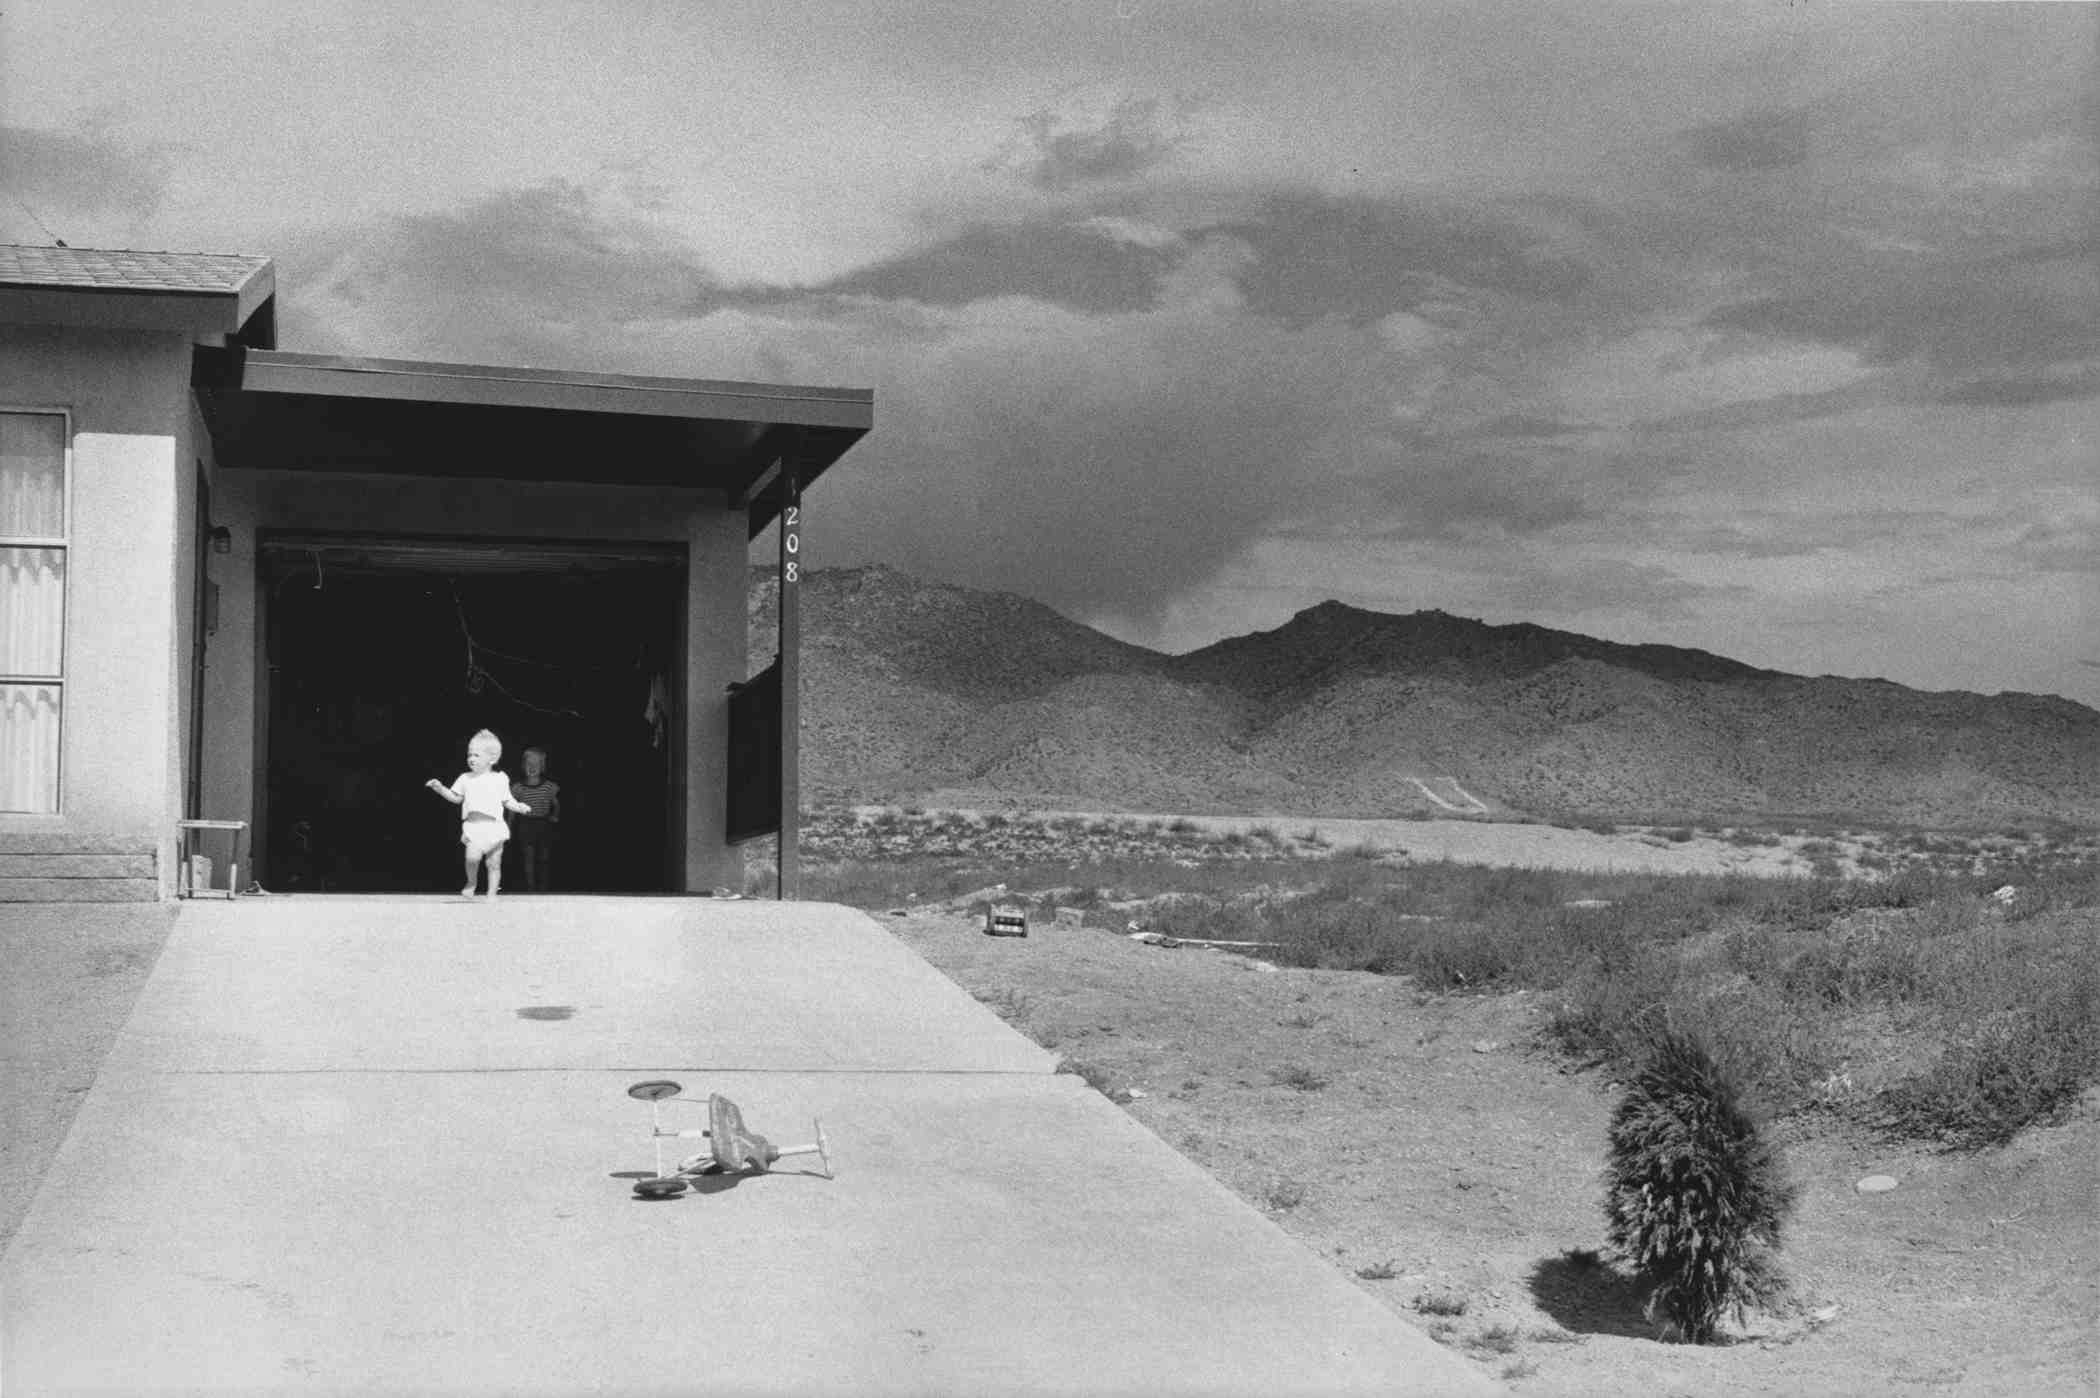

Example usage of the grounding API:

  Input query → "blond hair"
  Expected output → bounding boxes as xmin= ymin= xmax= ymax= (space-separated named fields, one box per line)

xmin=468 ymin=728 xmax=502 ymax=761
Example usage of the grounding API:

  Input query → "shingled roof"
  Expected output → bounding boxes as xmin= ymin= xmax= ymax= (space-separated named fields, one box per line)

xmin=0 ymin=244 xmax=272 ymax=295
xmin=0 ymin=244 xmax=275 ymax=343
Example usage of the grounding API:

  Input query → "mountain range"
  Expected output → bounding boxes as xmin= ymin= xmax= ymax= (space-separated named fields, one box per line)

xmin=750 ymin=565 xmax=2099 ymax=828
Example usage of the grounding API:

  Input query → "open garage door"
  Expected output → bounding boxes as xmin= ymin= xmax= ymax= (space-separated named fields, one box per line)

xmin=257 ymin=536 xmax=685 ymax=893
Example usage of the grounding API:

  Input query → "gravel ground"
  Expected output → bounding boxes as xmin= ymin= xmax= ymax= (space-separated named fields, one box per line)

xmin=0 ymin=903 xmax=176 ymax=1254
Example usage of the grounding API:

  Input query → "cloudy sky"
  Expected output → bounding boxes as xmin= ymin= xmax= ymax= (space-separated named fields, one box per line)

xmin=4 ymin=2 xmax=2095 ymax=704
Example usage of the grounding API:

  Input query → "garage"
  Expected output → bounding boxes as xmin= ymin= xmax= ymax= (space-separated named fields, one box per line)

xmin=257 ymin=537 xmax=685 ymax=893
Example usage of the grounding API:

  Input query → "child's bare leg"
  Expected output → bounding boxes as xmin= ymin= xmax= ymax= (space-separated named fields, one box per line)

xmin=462 ymin=849 xmax=480 ymax=897
xmin=485 ymin=846 xmax=504 ymax=897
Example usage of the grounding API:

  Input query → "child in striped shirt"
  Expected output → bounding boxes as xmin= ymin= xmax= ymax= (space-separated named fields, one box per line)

xmin=508 ymin=746 xmax=561 ymax=892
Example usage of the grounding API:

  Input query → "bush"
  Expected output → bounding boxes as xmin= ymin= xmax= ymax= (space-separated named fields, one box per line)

xmin=1873 ymin=926 xmax=2100 ymax=1146
xmin=1604 ymin=1028 xmax=1798 ymax=1342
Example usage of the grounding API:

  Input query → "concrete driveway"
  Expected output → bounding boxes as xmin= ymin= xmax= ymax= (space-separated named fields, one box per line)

xmin=2 ymin=896 xmax=1495 ymax=1396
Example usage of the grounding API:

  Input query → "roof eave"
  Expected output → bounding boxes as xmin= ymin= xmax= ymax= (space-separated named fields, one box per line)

xmin=0 ymin=280 xmax=274 ymax=343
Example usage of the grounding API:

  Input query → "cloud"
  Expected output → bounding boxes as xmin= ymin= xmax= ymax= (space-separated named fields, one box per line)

xmin=274 ymin=181 xmax=727 ymax=364
xmin=1687 ymin=107 xmax=1812 ymax=172
xmin=813 ymin=220 xmax=1175 ymax=314
xmin=1207 ymin=193 xmax=1596 ymax=325
xmin=749 ymin=293 xmax=1395 ymax=624
xmin=0 ymin=124 xmax=172 ymax=237
xmin=990 ymin=94 xmax=1194 ymax=191
xmin=1703 ymin=237 xmax=2100 ymax=374
xmin=1937 ymin=367 xmax=2100 ymax=407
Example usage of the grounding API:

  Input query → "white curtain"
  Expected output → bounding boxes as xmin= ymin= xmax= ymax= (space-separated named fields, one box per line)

xmin=1 ymin=547 xmax=64 ymax=677
xmin=0 ymin=413 xmax=65 ymax=538
xmin=1 ymin=414 xmax=66 ymax=812
xmin=1 ymin=683 xmax=59 ymax=812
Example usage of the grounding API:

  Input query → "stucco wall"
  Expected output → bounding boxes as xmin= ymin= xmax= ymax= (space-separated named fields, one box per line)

xmin=0 ymin=325 xmax=189 ymax=891
xmin=203 ymin=470 xmax=746 ymax=892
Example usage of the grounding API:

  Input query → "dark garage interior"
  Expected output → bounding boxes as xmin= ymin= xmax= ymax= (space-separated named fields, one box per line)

xmin=258 ymin=541 xmax=685 ymax=893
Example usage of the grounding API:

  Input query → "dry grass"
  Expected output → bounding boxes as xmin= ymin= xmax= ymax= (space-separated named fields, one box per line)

xmin=797 ymin=806 xmax=2100 ymax=1148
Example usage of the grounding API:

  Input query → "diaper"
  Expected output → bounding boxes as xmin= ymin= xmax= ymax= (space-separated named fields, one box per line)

xmin=461 ymin=818 xmax=509 ymax=858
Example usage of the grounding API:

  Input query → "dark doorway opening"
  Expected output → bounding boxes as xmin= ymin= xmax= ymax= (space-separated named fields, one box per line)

xmin=259 ymin=539 xmax=684 ymax=893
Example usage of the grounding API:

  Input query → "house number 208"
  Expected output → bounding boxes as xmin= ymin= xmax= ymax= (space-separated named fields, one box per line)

xmin=783 ymin=505 xmax=800 ymax=583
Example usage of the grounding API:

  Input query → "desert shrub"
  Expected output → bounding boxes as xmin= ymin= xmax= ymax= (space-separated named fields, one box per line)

xmin=1263 ymin=1178 xmax=1307 ymax=1210
xmin=1662 ymin=826 xmax=1695 ymax=844
xmin=1054 ymin=1058 xmax=1121 ymax=1099
xmin=1272 ymin=1063 xmax=1329 ymax=1092
xmin=1471 ymin=1323 xmax=1521 ymax=1355
xmin=1873 ymin=918 xmax=2100 ymax=1146
xmin=1604 ymin=1028 xmax=1798 ymax=1343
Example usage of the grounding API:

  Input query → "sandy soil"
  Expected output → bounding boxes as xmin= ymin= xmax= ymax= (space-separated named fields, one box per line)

xmin=885 ymin=906 xmax=2100 ymax=1395
xmin=849 ymin=804 xmax=1956 ymax=879
xmin=1023 ymin=810 xmax=1817 ymax=877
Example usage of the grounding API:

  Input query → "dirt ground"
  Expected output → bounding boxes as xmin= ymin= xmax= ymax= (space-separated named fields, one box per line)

xmin=884 ymin=906 xmax=2100 ymax=1395
xmin=1012 ymin=810 xmax=1819 ymax=877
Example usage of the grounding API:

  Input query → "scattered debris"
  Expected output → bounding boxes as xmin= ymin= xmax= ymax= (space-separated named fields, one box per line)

xmin=1471 ymin=1040 xmax=1500 ymax=1054
xmin=1053 ymin=907 xmax=1086 ymax=927
xmin=1856 ymin=1174 xmax=1899 ymax=1194
xmin=1128 ymin=930 xmax=1282 ymax=950
xmin=885 ymin=908 xmax=909 ymax=917
xmin=1990 ymin=885 xmax=2018 ymax=906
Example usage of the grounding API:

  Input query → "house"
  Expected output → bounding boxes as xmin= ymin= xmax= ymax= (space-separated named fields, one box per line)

xmin=0 ymin=245 xmax=869 ymax=900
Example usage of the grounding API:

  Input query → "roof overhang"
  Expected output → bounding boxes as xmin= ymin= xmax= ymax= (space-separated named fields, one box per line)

xmin=0 ymin=272 xmax=276 ymax=346
xmin=193 ymin=348 xmax=872 ymax=534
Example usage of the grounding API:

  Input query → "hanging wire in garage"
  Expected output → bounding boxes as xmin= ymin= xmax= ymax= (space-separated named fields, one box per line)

xmin=449 ymin=584 xmax=583 ymax=718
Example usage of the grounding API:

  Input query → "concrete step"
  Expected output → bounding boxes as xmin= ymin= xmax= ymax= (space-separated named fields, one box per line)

xmin=0 ymin=847 xmax=159 ymax=902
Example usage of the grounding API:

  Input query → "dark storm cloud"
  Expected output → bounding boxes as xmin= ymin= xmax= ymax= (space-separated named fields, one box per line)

xmin=1469 ymin=414 xmax=1589 ymax=440
xmin=1360 ymin=450 xmax=1597 ymax=541
xmin=820 ymin=188 xmax=1613 ymax=326
xmin=1937 ymin=368 xmax=2100 ymax=407
xmin=1210 ymin=193 xmax=1593 ymax=325
xmin=2015 ymin=517 xmax=2100 ymax=575
xmin=0 ymin=125 xmax=170 ymax=225
xmin=1479 ymin=558 xmax=1734 ymax=623
xmin=1704 ymin=237 xmax=2100 ymax=373
xmin=813 ymin=221 xmax=1174 ymax=314
xmin=1687 ymin=107 xmax=1812 ymax=172
xmin=806 ymin=302 xmax=1390 ymax=624
xmin=996 ymin=96 xmax=1191 ymax=191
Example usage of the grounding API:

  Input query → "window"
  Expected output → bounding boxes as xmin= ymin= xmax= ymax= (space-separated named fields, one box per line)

xmin=1 ymin=411 xmax=66 ymax=813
